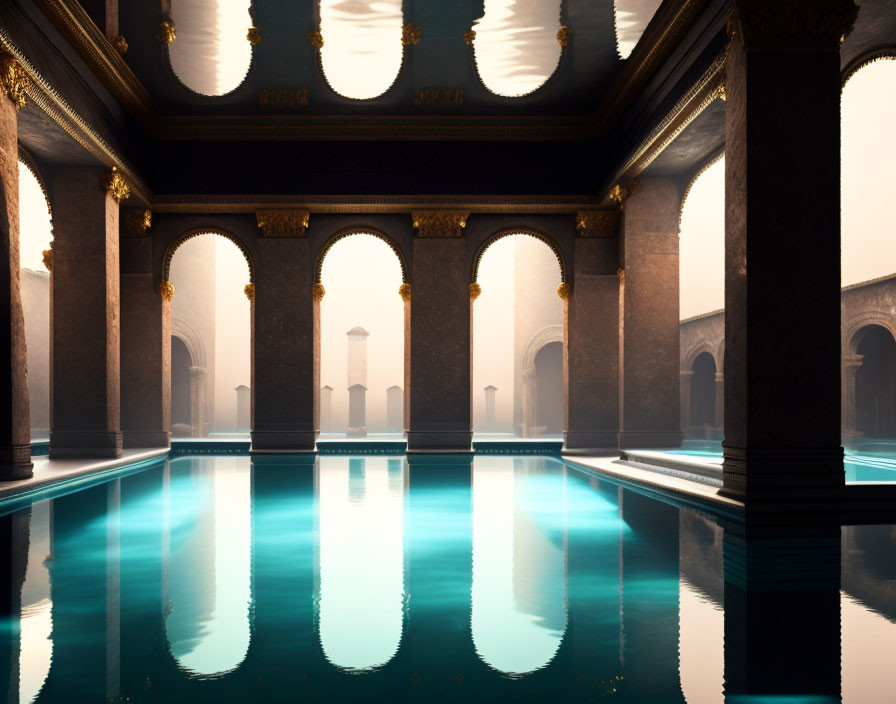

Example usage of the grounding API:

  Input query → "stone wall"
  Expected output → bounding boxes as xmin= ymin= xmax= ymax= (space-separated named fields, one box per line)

xmin=21 ymin=268 xmax=49 ymax=438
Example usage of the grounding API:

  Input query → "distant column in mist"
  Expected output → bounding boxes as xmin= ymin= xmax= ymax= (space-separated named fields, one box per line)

xmin=235 ymin=385 xmax=250 ymax=431
xmin=386 ymin=386 xmax=403 ymax=432
xmin=484 ymin=385 xmax=498 ymax=432
xmin=320 ymin=385 xmax=333 ymax=433
xmin=346 ymin=327 xmax=369 ymax=437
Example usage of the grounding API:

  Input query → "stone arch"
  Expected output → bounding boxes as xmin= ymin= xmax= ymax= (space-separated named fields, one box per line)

xmin=315 ymin=227 xmax=408 ymax=284
xmin=846 ymin=314 xmax=896 ymax=355
xmin=472 ymin=229 xmax=566 ymax=284
xmin=519 ymin=325 xmax=564 ymax=438
xmin=520 ymin=324 xmax=564 ymax=375
xmin=171 ymin=318 xmax=207 ymax=368
xmin=17 ymin=146 xmax=53 ymax=230
xmin=679 ymin=149 xmax=724 ymax=226
xmin=841 ymin=49 xmax=896 ymax=89
xmin=162 ymin=227 xmax=255 ymax=284
xmin=682 ymin=340 xmax=719 ymax=373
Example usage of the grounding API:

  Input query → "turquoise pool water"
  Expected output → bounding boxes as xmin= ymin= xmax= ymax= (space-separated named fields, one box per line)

xmin=1 ymin=454 xmax=895 ymax=702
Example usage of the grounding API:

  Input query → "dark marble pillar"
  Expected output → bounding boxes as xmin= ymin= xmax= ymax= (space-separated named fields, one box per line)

xmin=0 ymin=508 xmax=29 ymax=704
xmin=251 ymin=220 xmax=316 ymax=452
xmin=407 ymin=213 xmax=472 ymax=452
xmin=120 ymin=216 xmax=171 ymax=448
xmin=721 ymin=0 xmax=858 ymax=498
xmin=0 ymin=67 xmax=32 ymax=479
xmin=619 ymin=178 xmax=682 ymax=448
xmin=564 ymin=219 xmax=620 ymax=454
xmin=49 ymin=166 xmax=126 ymax=459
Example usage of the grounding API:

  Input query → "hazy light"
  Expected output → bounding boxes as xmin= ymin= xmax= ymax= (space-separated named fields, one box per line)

xmin=169 ymin=0 xmax=252 ymax=96
xmin=18 ymin=161 xmax=51 ymax=272
xmin=214 ymin=237 xmax=251 ymax=431
xmin=19 ymin=500 xmax=52 ymax=704
xmin=614 ymin=0 xmax=663 ymax=59
xmin=472 ymin=0 xmax=562 ymax=97
xmin=320 ymin=0 xmax=404 ymax=100
xmin=679 ymin=158 xmax=724 ymax=320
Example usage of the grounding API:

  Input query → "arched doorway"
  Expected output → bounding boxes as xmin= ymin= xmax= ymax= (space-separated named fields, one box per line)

xmin=855 ymin=325 xmax=896 ymax=439
xmin=534 ymin=342 xmax=563 ymax=436
xmin=689 ymin=352 xmax=717 ymax=434
xmin=171 ymin=336 xmax=193 ymax=437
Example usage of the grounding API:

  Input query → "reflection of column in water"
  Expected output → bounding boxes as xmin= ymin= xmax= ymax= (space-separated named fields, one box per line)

xmin=348 ymin=458 xmax=366 ymax=503
xmin=106 ymin=480 xmax=121 ymax=702
xmin=18 ymin=501 xmax=52 ymax=704
xmin=387 ymin=458 xmax=403 ymax=492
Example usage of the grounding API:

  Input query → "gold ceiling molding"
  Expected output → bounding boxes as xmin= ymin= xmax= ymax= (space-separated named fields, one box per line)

xmin=42 ymin=248 xmax=53 ymax=272
xmin=0 ymin=55 xmax=31 ymax=109
xmin=247 ymin=27 xmax=261 ymax=46
xmin=256 ymin=210 xmax=310 ymax=237
xmin=156 ymin=21 xmax=176 ymax=44
xmin=101 ymin=167 xmax=130 ymax=202
xmin=556 ymin=282 xmax=570 ymax=300
xmin=244 ymin=283 xmax=255 ymax=301
xmin=402 ymin=23 xmax=422 ymax=46
xmin=258 ymin=89 xmax=308 ymax=111
xmin=412 ymin=211 xmax=470 ymax=237
xmin=28 ymin=0 xmax=156 ymax=126
xmin=576 ymin=210 xmax=619 ymax=238
xmin=469 ymin=283 xmax=481 ymax=301
xmin=122 ymin=209 xmax=152 ymax=237
xmin=413 ymin=89 xmax=463 ymax=109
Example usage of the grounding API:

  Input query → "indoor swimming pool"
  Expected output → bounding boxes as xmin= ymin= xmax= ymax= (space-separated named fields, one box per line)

xmin=1 ymin=454 xmax=894 ymax=702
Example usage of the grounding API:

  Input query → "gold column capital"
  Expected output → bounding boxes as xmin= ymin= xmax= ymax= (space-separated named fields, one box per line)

xmin=469 ymin=282 xmax=481 ymax=300
xmin=556 ymin=282 xmax=570 ymax=300
xmin=0 ymin=56 xmax=32 ymax=109
xmin=157 ymin=20 xmax=176 ymax=44
xmin=556 ymin=25 xmax=571 ymax=47
xmin=42 ymin=248 xmax=53 ymax=272
xmin=412 ymin=210 xmax=470 ymax=238
xmin=617 ymin=268 xmax=625 ymax=284
xmin=256 ymin=209 xmax=310 ymax=237
xmin=112 ymin=35 xmax=128 ymax=54
xmin=312 ymin=283 xmax=326 ymax=301
xmin=158 ymin=280 xmax=175 ymax=301
xmin=122 ymin=209 xmax=151 ymax=237
xmin=399 ymin=283 xmax=411 ymax=301
xmin=463 ymin=29 xmax=476 ymax=44
xmin=402 ymin=23 xmax=422 ymax=46
xmin=728 ymin=0 xmax=859 ymax=50
xmin=608 ymin=181 xmax=638 ymax=210
xmin=101 ymin=167 xmax=130 ymax=202
xmin=247 ymin=27 xmax=261 ymax=45
xmin=576 ymin=210 xmax=619 ymax=238
xmin=308 ymin=28 xmax=324 ymax=49
xmin=244 ymin=283 xmax=255 ymax=301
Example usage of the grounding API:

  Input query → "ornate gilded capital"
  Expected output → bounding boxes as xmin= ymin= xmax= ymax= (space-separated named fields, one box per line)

xmin=556 ymin=282 xmax=570 ymax=300
xmin=122 ymin=209 xmax=151 ymax=237
xmin=256 ymin=210 xmax=310 ymax=237
xmin=308 ymin=28 xmax=324 ymax=49
xmin=244 ymin=283 xmax=255 ymax=301
xmin=729 ymin=0 xmax=859 ymax=51
xmin=247 ymin=27 xmax=261 ymax=45
xmin=112 ymin=35 xmax=128 ymax=55
xmin=312 ymin=283 xmax=326 ymax=302
xmin=617 ymin=268 xmax=625 ymax=284
xmin=469 ymin=282 xmax=481 ymax=301
xmin=101 ymin=167 xmax=130 ymax=203
xmin=1 ymin=56 xmax=32 ymax=109
xmin=556 ymin=25 xmax=571 ymax=47
xmin=412 ymin=210 xmax=470 ymax=238
xmin=42 ymin=248 xmax=53 ymax=272
xmin=576 ymin=210 xmax=619 ymax=238
xmin=156 ymin=20 xmax=176 ymax=44
xmin=399 ymin=283 xmax=411 ymax=301
xmin=158 ymin=280 xmax=175 ymax=302
xmin=608 ymin=181 xmax=638 ymax=210
xmin=402 ymin=23 xmax=422 ymax=46
xmin=413 ymin=89 xmax=463 ymax=109
xmin=463 ymin=29 xmax=476 ymax=44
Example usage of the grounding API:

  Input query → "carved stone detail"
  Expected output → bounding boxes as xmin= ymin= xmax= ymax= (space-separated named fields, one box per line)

xmin=729 ymin=0 xmax=859 ymax=50
xmin=308 ymin=29 xmax=324 ymax=49
xmin=122 ymin=209 xmax=151 ymax=237
xmin=413 ymin=89 xmax=464 ymax=109
xmin=608 ymin=181 xmax=638 ymax=210
xmin=101 ymin=167 xmax=130 ymax=202
xmin=312 ymin=283 xmax=326 ymax=302
xmin=244 ymin=283 xmax=255 ymax=301
xmin=247 ymin=27 xmax=260 ymax=45
xmin=412 ymin=210 xmax=469 ymax=238
xmin=158 ymin=281 xmax=175 ymax=301
xmin=259 ymin=89 xmax=308 ymax=111
xmin=402 ymin=23 xmax=422 ymax=46
xmin=1 ymin=56 xmax=32 ymax=109
xmin=399 ymin=283 xmax=411 ymax=301
xmin=112 ymin=35 xmax=128 ymax=55
xmin=576 ymin=210 xmax=619 ymax=238
xmin=256 ymin=210 xmax=310 ymax=237
xmin=156 ymin=20 xmax=176 ymax=44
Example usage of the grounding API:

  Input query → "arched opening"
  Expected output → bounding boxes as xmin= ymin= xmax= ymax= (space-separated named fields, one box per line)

xmin=318 ymin=232 xmax=406 ymax=438
xmin=167 ymin=0 xmax=253 ymax=96
xmin=471 ymin=0 xmax=563 ymax=97
xmin=318 ymin=0 xmax=404 ymax=100
xmin=855 ymin=326 xmax=896 ymax=439
xmin=166 ymin=232 xmax=252 ymax=437
xmin=472 ymin=233 xmax=564 ymax=438
xmin=613 ymin=0 xmax=664 ymax=59
xmin=688 ymin=352 xmax=717 ymax=435
xmin=18 ymin=157 xmax=53 ymax=442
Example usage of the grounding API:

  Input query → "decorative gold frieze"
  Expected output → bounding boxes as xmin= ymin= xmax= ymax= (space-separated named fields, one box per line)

xmin=308 ymin=28 xmax=324 ymax=49
xmin=312 ymin=283 xmax=326 ymax=302
xmin=556 ymin=282 xmax=570 ymax=300
xmin=576 ymin=210 xmax=619 ymax=238
xmin=42 ymin=248 xmax=53 ymax=272
xmin=244 ymin=283 xmax=255 ymax=301
xmin=556 ymin=25 xmax=571 ymax=47
xmin=402 ymin=23 xmax=422 ymax=46
xmin=158 ymin=280 xmax=175 ymax=301
xmin=101 ymin=167 xmax=130 ymax=202
xmin=247 ymin=27 xmax=261 ymax=45
xmin=469 ymin=283 xmax=481 ymax=301
xmin=112 ymin=35 xmax=128 ymax=55
xmin=413 ymin=89 xmax=463 ymax=109
xmin=122 ymin=209 xmax=151 ymax=237
xmin=259 ymin=88 xmax=308 ymax=111
xmin=1 ymin=56 xmax=32 ymax=109
xmin=256 ymin=210 xmax=310 ymax=237
xmin=156 ymin=20 xmax=176 ymax=44
xmin=398 ymin=283 xmax=411 ymax=301
xmin=412 ymin=211 xmax=469 ymax=238
xmin=727 ymin=0 xmax=859 ymax=51
xmin=463 ymin=29 xmax=476 ymax=44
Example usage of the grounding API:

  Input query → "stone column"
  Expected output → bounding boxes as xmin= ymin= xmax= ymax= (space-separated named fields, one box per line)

xmin=346 ymin=327 xmax=368 ymax=438
xmin=407 ymin=212 xmax=471 ymax=452
xmin=120 ymin=210 xmax=170 ymax=448
xmin=386 ymin=385 xmax=403 ymax=432
xmin=320 ymin=385 xmax=332 ymax=433
xmin=347 ymin=384 xmax=367 ymax=437
xmin=841 ymin=355 xmax=862 ymax=440
xmin=564 ymin=214 xmax=621 ymax=455
xmin=0 ymin=57 xmax=32 ymax=478
xmin=680 ymin=370 xmax=693 ymax=433
xmin=721 ymin=0 xmax=858 ymax=498
xmin=619 ymin=179 xmax=681 ymax=448
xmin=483 ymin=385 xmax=497 ymax=432
xmin=252 ymin=210 xmax=316 ymax=453
xmin=189 ymin=366 xmax=207 ymax=437
xmin=49 ymin=166 xmax=128 ymax=459
xmin=714 ymin=371 xmax=724 ymax=431
xmin=235 ymin=384 xmax=250 ymax=431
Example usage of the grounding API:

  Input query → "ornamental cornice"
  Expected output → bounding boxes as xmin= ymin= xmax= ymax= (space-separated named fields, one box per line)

xmin=102 ymin=167 xmax=130 ymax=202
xmin=412 ymin=210 xmax=470 ymax=237
xmin=728 ymin=0 xmax=859 ymax=51
xmin=122 ymin=209 xmax=152 ymax=237
xmin=256 ymin=209 xmax=310 ymax=237
xmin=576 ymin=210 xmax=619 ymax=237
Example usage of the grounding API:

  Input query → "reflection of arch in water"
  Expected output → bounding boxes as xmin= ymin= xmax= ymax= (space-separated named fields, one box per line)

xmin=164 ymin=457 xmax=251 ymax=677
xmin=520 ymin=325 xmax=564 ymax=438
xmin=853 ymin=325 xmax=896 ymax=439
xmin=317 ymin=457 xmax=405 ymax=672
xmin=471 ymin=457 xmax=567 ymax=676
xmin=19 ymin=499 xmax=53 ymax=704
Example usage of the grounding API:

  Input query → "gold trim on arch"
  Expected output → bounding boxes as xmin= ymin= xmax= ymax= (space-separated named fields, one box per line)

xmin=471 ymin=228 xmax=566 ymax=284
xmin=841 ymin=48 xmax=896 ymax=88
xmin=314 ymin=227 xmax=409 ymax=285
xmin=678 ymin=147 xmax=725 ymax=226
xmin=162 ymin=227 xmax=256 ymax=283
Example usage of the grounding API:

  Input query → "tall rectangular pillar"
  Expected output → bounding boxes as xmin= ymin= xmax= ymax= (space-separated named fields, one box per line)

xmin=564 ymin=214 xmax=620 ymax=454
xmin=0 ymin=64 xmax=32 ymax=478
xmin=251 ymin=210 xmax=316 ymax=453
xmin=619 ymin=178 xmax=682 ymax=448
xmin=120 ymin=212 xmax=170 ymax=448
xmin=407 ymin=212 xmax=472 ymax=452
xmin=721 ymin=0 xmax=858 ymax=498
xmin=49 ymin=166 xmax=126 ymax=459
